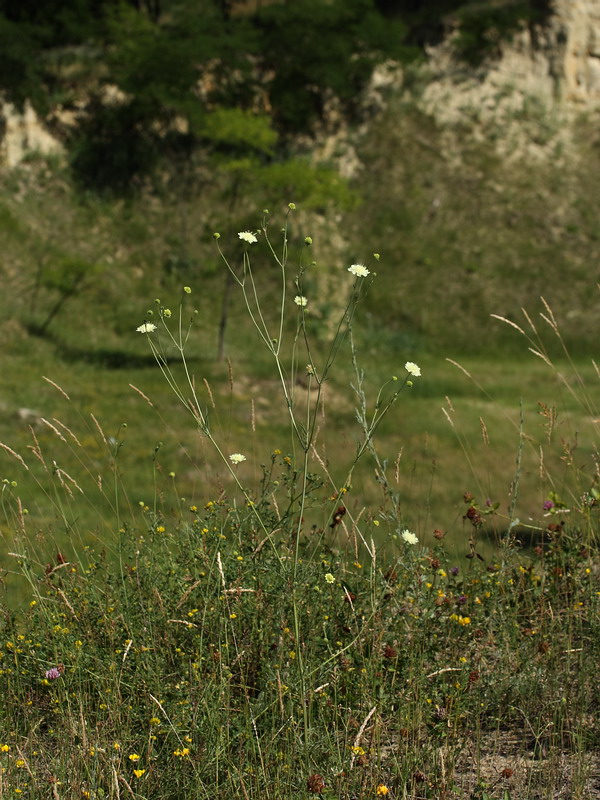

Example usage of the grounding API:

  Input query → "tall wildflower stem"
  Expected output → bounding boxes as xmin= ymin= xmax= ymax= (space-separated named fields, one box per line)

xmin=137 ymin=211 xmax=418 ymax=753
xmin=144 ymin=309 xmax=287 ymax=570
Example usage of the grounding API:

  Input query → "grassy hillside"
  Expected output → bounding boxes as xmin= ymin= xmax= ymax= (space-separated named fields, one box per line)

xmin=0 ymin=68 xmax=599 ymax=800
xmin=0 ymin=94 xmax=598 ymax=589
xmin=0 ymin=160 xmax=596 ymax=599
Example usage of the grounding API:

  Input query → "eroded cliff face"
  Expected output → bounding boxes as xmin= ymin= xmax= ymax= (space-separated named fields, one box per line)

xmin=1 ymin=1 xmax=599 ymax=169
xmin=0 ymin=101 xmax=63 ymax=168
xmin=556 ymin=0 xmax=600 ymax=103
xmin=419 ymin=0 xmax=600 ymax=159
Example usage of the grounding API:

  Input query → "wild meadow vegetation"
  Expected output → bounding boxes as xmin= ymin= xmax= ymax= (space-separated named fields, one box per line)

xmin=1 ymin=1 xmax=600 ymax=797
xmin=0 ymin=202 xmax=599 ymax=800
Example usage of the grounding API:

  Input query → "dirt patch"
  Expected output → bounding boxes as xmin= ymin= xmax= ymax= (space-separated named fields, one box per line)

xmin=451 ymin=731 xmax=600 ymax=799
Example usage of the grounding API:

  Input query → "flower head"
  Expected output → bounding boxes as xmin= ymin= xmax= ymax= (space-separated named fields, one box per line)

xmin=238 ymin=231 xmax=258 ymax=244
xmin=404 ymin=362 xmax=421 ymax=377
xmin=133 ymin=769 xmax=145 ymax=778
xmin=376 ymin=785 xmax=389 ymax=796
xmin=45 ymin=667 xmax=61 ymax=680
xmin=294 ymin=295 xmax=308 ymax=307
xmin=229 ymin=453 xmax=246 ymax=465
xmin=401 ymin=529 xmax=418 ymax=545
xmin=324 ymin=573 xmax=335 ymax=584
xmin=348 ymin=263 xmax=370 ymax=278
xmin=136 ymin=323 xmax=157 ymax=334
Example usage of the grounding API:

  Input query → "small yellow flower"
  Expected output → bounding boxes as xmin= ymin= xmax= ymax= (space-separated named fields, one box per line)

xmin=15 ymin=759 xmax=25 ymax=768
xmin=376 ymin=785 xmax=389 ymax=796
xmin=0 ymin=744 xmax=9 ymax=752
xmin=128 ymin=753 xmax=140 ymax=762
xmin=133 ymin=769 xmax=145 ymax=778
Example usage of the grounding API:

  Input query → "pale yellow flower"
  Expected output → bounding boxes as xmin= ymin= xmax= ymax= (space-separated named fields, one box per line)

xmin=348 ymin=263 xmax=370 ymax=277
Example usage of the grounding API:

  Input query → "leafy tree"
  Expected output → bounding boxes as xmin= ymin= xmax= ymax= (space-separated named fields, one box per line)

xmin=373 ymin=0 xmax=552 ymax=55
xmin=251 ymin=0 xmax=411 ymax=133
xmin=0 ymin=16 xmax=44 ymax=109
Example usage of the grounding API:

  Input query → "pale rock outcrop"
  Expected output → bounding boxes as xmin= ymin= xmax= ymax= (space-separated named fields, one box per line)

xmin=0 ymin=101 xmax=63 ymax=168
xmin=1 ymin=1 xmax=599 ymax=168
xmin=557 ymin=0 xmax=600 ymax=102
xmin=419 ymin=0 xmax=600 ymax=160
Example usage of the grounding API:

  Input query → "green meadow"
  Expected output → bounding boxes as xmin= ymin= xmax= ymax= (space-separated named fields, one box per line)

xmin=0 ymin=53 xmax=599 ymax=799
xmin=0 ymin=167 xmax=599 ymax=799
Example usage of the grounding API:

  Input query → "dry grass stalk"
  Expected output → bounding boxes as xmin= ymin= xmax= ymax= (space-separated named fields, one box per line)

xmin=446 ymin=358 xmax=473 ymax=379
xmin=129 ymin=383 xmax=154 ymax=407
xmin=203 ymin=377 xmax=216 ymax=410
xmin=41 ymin=418 xmax=67 ymax=443
xmin=0 ymin=442 xmax=29 ymax=470
xmin=27 ymin=426 xmax=47 ymax=470
xmin=42 ymin=376 xmax=70 ymax=401
xmin=90 ymin=413 xmax=107 ymax=445
xmin=52 ymin=418 xmax=82 ymax=446
xmin=490 ymin=313 xmax=526 ymax=336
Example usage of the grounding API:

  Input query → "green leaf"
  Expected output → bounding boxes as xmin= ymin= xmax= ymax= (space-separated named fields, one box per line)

xmin=199 ymin=108 xmax=277 ymax=155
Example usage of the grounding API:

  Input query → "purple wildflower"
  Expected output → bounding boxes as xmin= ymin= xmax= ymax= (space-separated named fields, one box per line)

xmin=543 ymin=500 xmax=554 ymax=511
xmin=45 ymin=667 xmax=61 ymax=680
xmin=450 ymin=566 xmax=459 ymax=576
xmin=457 ymin=594 xmax=468 ymax=605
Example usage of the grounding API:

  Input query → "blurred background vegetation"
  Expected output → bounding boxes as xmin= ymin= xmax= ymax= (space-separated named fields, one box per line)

xmin=0 ymin=0 xmax=598 ymax=574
